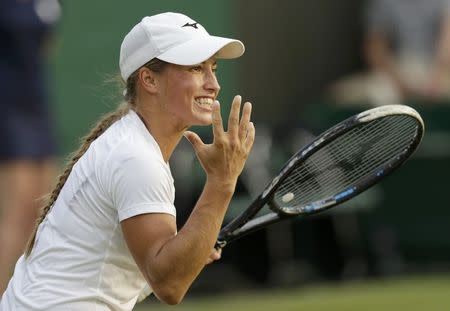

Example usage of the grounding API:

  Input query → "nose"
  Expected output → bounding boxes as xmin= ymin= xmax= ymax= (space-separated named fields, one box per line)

xmin=204 ymin=69 xmax=220 ymax=95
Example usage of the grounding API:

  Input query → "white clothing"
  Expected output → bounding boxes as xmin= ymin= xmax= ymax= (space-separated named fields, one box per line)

xmin=1 ymin=110 xmax=176 ymax=311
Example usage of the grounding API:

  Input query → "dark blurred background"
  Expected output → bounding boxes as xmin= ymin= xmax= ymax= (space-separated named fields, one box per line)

xmin=48 ymin=0 xmax=449 ymax=295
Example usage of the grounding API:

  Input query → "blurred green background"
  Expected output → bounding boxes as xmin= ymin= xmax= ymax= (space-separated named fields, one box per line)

xmin=47 ymin=0 xmax=450 ymax=309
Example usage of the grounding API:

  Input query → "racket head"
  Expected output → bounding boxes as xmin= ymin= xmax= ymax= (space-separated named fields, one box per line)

xmin=270 ymin=104 xmax=424 ymax=215
xmin=217 ymin=105 xmax=424 ymax=247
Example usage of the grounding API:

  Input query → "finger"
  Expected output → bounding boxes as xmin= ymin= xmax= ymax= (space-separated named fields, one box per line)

xmin=183 ymin=131 xmax=204 ymax=151
xmin=227 ymin=95 xmax=242 ymax=137
xmin=211 ymin=101 xmax=224 ymax=139
xmin=211 ymin=249 xmax=221 ymax=261
xmin=238 ymin=102 xmax=252 ymax=141
xmin=206 ymin=249 xmax=221 ymax=265
xmin=244 ymin=122 xmax=255 ymax=153
xmin=205 ymin=258 xmax=213 ymax=265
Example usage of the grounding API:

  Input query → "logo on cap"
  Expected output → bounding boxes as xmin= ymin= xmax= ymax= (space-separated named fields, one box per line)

xmin=182 ymin=22 xmax=199 ymax=29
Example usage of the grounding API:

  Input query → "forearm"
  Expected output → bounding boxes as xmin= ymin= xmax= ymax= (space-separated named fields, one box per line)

xmin=431 ymin=15 xmax=450 ymax=80
xmin=366 ymin=33 xmax=405 ymax=88
xmin=436 ymin=14 xmax=450 ymax=67
xmin=145 ymin=178 xmax=235 ymax=303
xmin=131 ymin=97 xmax=254 ymax=304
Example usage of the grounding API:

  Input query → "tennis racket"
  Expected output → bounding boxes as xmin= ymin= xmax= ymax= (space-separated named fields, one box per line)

xmin=215 ymin=104 xmax=424 ymax=249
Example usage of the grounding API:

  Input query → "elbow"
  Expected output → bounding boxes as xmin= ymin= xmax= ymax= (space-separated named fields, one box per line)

xmin=143 ymin=255 xmax=197 ymax=305
xmin=158 ymin=291 xmax=185 ymax=305
xmin=160 ymin=295 xmax=184 ymax=305
xmin=152 ymin=282 xmax=188 ymax=305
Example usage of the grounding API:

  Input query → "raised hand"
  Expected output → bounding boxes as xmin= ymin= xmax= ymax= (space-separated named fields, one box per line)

xmin=184 ymin=95 xmax=255 ymax=190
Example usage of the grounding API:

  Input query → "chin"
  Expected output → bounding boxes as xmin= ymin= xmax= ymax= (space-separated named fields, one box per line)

xmin=191 ymin=113 xmax=212 ymax=126
xmin=195 ymin=118 xmax=212 ymax=126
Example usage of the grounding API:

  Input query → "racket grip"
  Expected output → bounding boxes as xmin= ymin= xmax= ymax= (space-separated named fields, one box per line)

xmin=214 ymin=239 xmax=227 ymax=250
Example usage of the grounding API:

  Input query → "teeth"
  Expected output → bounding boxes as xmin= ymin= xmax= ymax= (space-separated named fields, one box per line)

xmin=195 ymin=98 xmax=213 ymax=106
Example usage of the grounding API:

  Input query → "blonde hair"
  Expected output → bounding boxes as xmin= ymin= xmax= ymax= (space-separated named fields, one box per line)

xmin=25 ymin=58 xmax=168 ymax=256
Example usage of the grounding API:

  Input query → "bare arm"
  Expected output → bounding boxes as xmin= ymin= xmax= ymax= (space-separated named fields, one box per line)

xmin=435 ymin=14 xmax=450 ymax=72
xmin=365 ymin=31 xmax=409 ymax=94
xmin=122 ymin=96 xmax=255 ymax=305
xmin=424 ymin=13 xmax=450 ymax=97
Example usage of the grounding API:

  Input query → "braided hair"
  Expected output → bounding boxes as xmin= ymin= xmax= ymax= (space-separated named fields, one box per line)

xmin=25 ymin=58 xmax=168 ymax=256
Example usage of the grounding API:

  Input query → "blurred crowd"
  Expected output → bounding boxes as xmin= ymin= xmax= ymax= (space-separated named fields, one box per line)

xmin=0 ymin=0 xmax=61 ymax=294
xmin=331 ymin=0 xmax=450 ymax=106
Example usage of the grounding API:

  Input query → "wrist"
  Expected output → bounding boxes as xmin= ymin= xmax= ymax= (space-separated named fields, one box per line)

xmin=205 ymin=177 xmax=237 ymax=195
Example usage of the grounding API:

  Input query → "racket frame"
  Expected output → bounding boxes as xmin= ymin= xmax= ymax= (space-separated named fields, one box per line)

xmin=216 ymin=105 xmax=424 ymax=248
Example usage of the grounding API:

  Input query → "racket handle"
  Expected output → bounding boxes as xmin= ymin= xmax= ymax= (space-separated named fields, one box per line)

xmin=214 ymin=239 xmax=227 ymax=250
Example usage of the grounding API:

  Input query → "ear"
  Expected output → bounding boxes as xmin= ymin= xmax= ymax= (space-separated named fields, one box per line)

xmin=138 ymin=67 xmax=158 ymax=94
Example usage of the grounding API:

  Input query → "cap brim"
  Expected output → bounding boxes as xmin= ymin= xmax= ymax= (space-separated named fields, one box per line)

xmin=157 ymin=35 xmax=245 ymax=65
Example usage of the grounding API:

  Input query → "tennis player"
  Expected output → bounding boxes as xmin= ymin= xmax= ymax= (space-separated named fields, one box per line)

xmin=0 ymin=12 xmax=254 ymax=310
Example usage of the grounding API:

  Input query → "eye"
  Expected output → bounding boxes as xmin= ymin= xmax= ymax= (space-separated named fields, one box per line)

xmin=189 ymin=65 xmax=203 ymax=72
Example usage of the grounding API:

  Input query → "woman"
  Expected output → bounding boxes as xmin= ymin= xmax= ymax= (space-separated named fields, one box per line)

xmin=0 ymin=12 xmax=254 ymax=310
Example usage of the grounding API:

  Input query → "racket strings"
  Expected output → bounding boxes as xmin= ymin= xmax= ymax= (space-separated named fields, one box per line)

xmin=295 ymin=119 xmax=413 ymax=187
xmin=286 ymin=118 xmax=416 ymax=202
xmin=278 ymin=120 xmax=402 ymax=199
xmin=274 ymin=115 xmax=419 ymax=208
xmin=321 ymin=119 xmax=413 ymax=180
xmin=283 ymin=117 xmax=417 ymax=203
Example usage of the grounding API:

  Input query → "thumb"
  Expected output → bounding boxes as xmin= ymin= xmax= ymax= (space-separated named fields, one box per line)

xmin=183 ymin=131 xmax=204 ymax=151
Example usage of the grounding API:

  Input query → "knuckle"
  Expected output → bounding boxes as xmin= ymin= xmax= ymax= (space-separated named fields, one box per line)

xmin=230 ymin=138 xmax=240 ymax=149
xmin=229 ymin=116 xmax=239 ymax=124
xmin=215 ymin=137 xmax=224 ymax=147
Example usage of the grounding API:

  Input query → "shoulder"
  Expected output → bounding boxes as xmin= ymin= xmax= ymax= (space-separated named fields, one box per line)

xmin=96 ymin=111 xmax=163 ymax=166
xmin=102 ymin=131 xmax=170 ymax=189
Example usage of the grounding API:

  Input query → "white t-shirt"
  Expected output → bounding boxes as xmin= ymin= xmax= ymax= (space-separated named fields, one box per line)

xmin=1 ymin=110 xmax=176 ymax=311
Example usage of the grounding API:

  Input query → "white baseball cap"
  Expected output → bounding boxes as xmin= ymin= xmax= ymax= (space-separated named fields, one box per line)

xmin=119 ymin=12 xmax=245 ymax=81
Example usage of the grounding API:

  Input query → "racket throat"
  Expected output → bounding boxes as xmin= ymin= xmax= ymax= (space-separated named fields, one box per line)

xmin=267 ymin=198 xmax=281 ymax=213
xmin=215 ymin=239 xmax=227 ymax=250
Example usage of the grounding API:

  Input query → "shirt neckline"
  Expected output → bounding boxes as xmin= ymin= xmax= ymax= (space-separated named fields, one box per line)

xmin=128 ymin=110 xmax=169 ymax=166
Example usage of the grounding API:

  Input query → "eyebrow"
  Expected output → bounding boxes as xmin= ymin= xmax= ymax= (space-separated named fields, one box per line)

xmin=200 ymin=60 xmax=217 ymax=66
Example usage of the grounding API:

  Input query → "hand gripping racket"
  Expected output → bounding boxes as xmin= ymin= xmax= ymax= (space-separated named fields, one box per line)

xmin=215 ymin=105 xmax=424 ymax=249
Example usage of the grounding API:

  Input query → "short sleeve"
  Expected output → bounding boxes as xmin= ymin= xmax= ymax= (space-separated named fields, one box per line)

xmin=108 ymin=152 xmax=176 ymax=222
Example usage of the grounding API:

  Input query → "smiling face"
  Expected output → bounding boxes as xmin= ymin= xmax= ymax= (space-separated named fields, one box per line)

xmin=156 ymin=58 xmax=220 ymax=129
